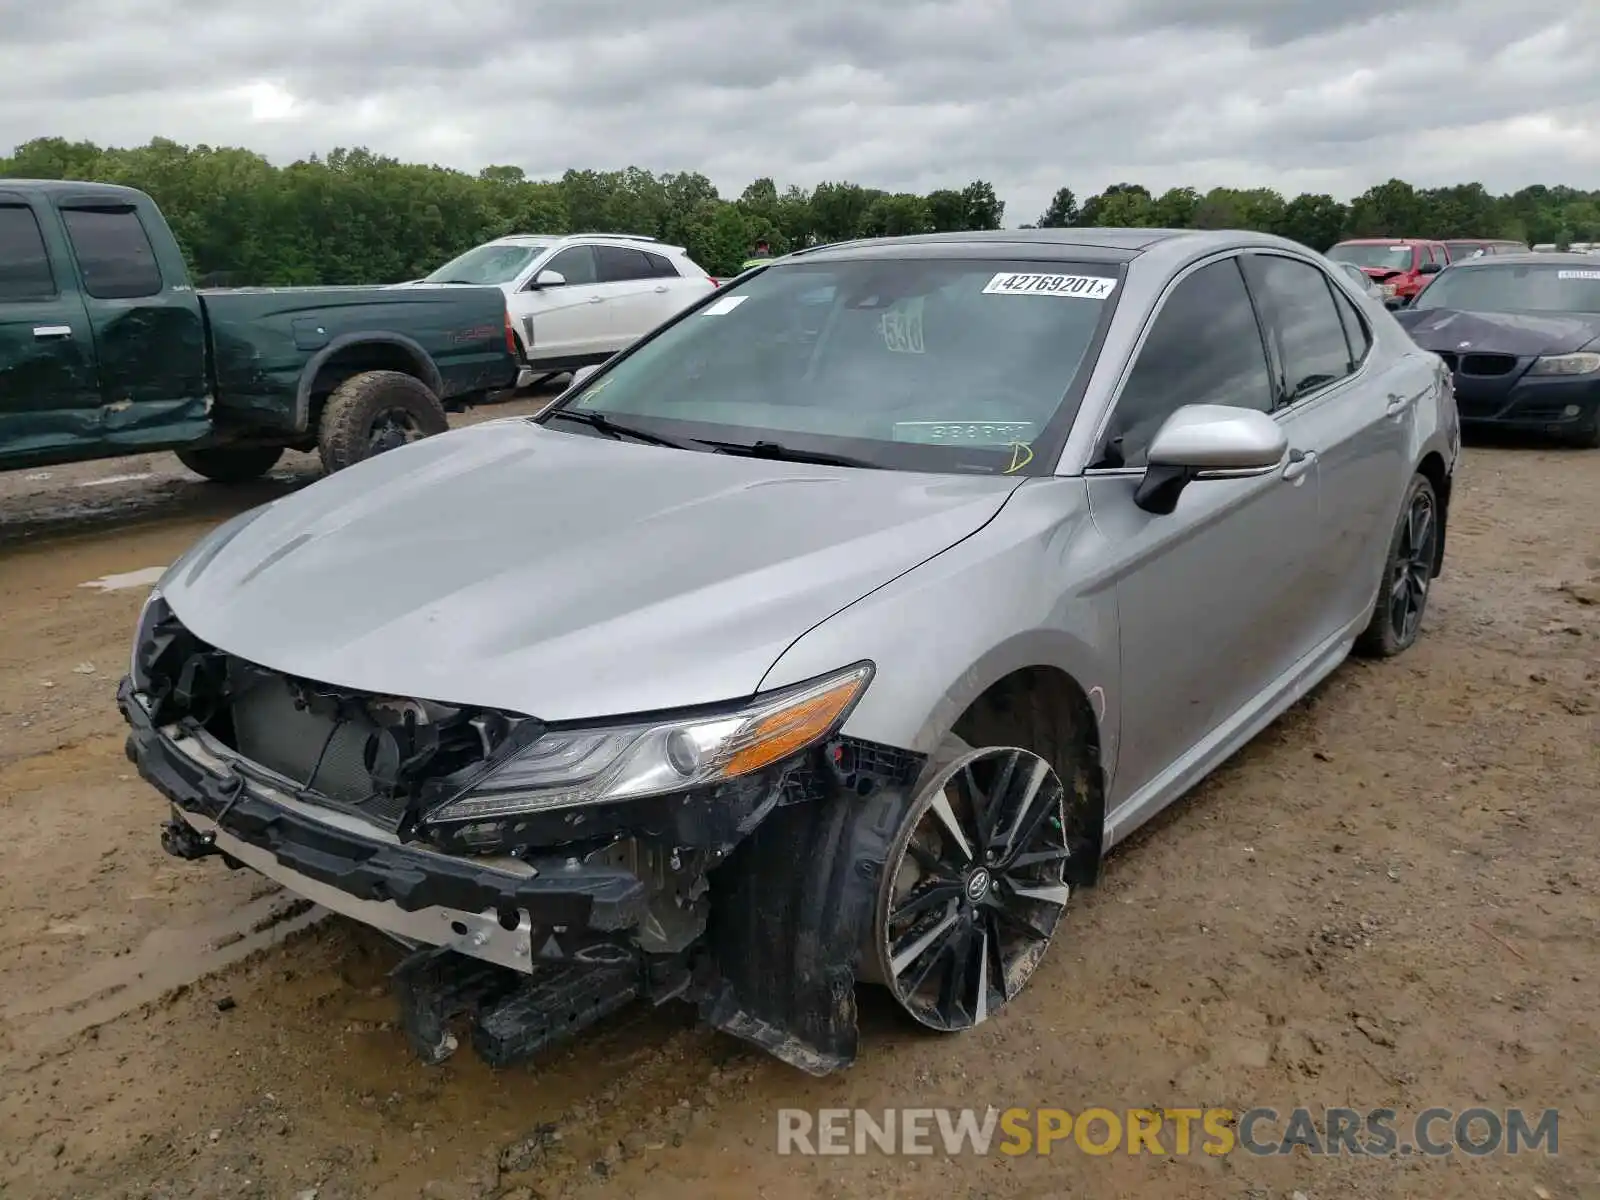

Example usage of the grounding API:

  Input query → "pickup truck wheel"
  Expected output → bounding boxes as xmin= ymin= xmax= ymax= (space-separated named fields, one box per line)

xmin=318 ymin=370 xmax=448 ymax=473
xmin=174 ymin=445 xmax=285 ymax=484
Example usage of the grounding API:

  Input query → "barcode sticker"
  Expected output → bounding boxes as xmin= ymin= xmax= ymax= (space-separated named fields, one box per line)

xmin=982 ymin=272 xmax=1117 ymax=299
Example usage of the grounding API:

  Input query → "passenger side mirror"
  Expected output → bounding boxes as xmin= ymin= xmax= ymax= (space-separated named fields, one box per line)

xmin=531 ymin=269 xmax=567 ymax=288
xmin=1134 ymin=405 xmax=1288 ymax=515
xmin=570 ymin=364 xmax=601 ymax=387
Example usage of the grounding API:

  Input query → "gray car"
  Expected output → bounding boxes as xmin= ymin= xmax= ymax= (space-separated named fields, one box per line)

xmin=1334 ymin=258 xmax=1387 ymax=302
xmin=119 ymin=228 xmax=1459 ymax=1075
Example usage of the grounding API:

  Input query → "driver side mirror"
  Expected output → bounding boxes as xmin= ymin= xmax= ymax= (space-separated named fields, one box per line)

xmin=1417 ymin=262 xmax=1443 ymax=275
xmin=570 ymin=364 xmax=601 ymax=387
xmin=1134 ymin=405 xmax=1288 ymax=515
xmin=529 ymin=269 xmax=567 ymax=289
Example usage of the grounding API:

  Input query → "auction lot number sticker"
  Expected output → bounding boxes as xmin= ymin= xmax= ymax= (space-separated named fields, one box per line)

xmin=982 ymin=272 xmax=1118 ymax=299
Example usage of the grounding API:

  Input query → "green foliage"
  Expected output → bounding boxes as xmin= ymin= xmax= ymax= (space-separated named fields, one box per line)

xmin=5 ymin=136 xmax=1598 ymax=286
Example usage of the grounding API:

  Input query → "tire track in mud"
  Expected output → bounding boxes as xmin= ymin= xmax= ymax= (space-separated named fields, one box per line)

xmin=0 ymin=891 xmax=326 ymax=1070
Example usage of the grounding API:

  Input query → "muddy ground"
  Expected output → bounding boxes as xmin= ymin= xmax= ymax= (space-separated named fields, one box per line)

xmin=0 ymin=409 xmax=1595 ymax=1200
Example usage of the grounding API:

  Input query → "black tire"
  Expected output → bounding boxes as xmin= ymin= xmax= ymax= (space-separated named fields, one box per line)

xmin=317 ymin=369 xmax=448 ymax=473
xmin=174 ymin=445 xmax=284 ymax=484
xmin=1354 ymin=472 xmax=1440 ymax=658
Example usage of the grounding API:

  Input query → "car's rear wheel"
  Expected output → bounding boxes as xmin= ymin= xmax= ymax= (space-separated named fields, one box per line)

xmin=1355 ymin=472 xmax=1440 ymax=658
xmin=174 ymin=445 xmax=285 ymax=483
xmin=318 ymin=370 xmax=449 ymax=473
xmin=872 ymin=739 xmax=1072 ymax=1032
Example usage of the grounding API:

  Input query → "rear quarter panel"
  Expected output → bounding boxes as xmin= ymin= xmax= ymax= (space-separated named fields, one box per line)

xmin=199 ymin=285 xmax=515 ymax=433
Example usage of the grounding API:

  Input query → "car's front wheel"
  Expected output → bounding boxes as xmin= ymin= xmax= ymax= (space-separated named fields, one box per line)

xmin=871 ymin=739 xmax=1073 ymax=1032
xmin=1355 ymin=472 xmax=1441 ymax=658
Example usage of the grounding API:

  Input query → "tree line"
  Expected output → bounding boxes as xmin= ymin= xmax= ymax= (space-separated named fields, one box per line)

xmin=4 ymin=136 xmax=1598 ymax=287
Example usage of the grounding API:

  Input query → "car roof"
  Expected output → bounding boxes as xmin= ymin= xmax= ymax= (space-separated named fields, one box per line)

xmin=1336 ymin=237 xmax=1436 ymax=245
xmin=778 ymin=227 xmax=1302 ymax=266
xmin=495 ymin=232 xmax=687 ymax=253
xmin=0 ymin=178 xmax=147 ymax=204
xmin=1446 ymin=251 xmax=1600 ymax=268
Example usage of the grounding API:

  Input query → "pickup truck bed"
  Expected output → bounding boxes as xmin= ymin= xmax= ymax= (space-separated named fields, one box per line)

xmin=0 ymin=180 xmax=518 ymax=479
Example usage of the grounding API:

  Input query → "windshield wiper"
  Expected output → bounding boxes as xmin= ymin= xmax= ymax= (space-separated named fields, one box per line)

xmin=702 ymin=439 xmax=881 ymax=469
xmin=544 ymin=408 xmax=706 ymax=450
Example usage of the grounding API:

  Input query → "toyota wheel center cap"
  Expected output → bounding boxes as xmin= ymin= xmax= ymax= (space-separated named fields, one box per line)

xmin=965 ymin=868 xmax=992 ymax=901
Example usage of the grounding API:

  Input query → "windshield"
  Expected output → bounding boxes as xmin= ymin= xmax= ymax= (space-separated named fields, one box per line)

xmin=1412 ymin=264 xmax=1600 ymax=314
xmin=423 ymin=241 xmax=549 ymax=285
xmin=544 ymin=257 xmax=1120 ymax=474
xmin=1328 ymin=243 xmax=1415 ymax=270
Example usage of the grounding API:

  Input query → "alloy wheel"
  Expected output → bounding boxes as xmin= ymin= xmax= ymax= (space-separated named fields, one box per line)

xmin=369 ymin=408 xmax=425 ymax=456
xmin=876 ymin=745 xmax=1072 ymax=1032
xmin=1388 ymin=486 xmax=1437 ymax=644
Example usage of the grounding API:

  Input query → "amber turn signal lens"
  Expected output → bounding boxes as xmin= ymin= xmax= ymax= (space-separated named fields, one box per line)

xmin=722 ymin=674 xmax=867 ymax=777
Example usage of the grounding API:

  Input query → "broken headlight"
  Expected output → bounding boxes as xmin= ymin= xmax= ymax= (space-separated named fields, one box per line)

xmin=425 ymin=662 xmax=874 ymax=823
xmin=129 ymin=586 xmax=167 ymax=692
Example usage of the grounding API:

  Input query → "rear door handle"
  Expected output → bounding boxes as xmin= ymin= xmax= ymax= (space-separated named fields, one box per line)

xmin=1282 ymin=448 xmax=1317 ymax=481
xmin=588 ymin=296 xmax=604 ymax=303
xmin=33 ymin=325 xmax=73 ymax=339
xmin=653 ymin=285 xmax=669 ymax=293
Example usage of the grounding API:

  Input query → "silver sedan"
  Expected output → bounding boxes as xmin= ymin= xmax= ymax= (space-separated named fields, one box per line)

xmin=1334 ymin=257 xmax=1387 ymax=301
xmin=120 ymin=228 xmax=1459 ymax=1075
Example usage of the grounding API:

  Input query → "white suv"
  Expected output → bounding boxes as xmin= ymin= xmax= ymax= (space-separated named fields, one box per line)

xmin=408 ymin=233 xmax=718 ymax=386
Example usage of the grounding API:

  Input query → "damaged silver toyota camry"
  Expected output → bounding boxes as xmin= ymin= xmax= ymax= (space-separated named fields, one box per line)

xmin=120 ymin=229 xmax=1458 ymax=1074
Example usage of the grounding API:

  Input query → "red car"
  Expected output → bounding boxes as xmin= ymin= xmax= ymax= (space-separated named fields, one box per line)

xmin=1326 ymin=238 xmax=1450 ymax=308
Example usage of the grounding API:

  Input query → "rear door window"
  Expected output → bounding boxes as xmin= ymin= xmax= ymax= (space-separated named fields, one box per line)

xmin=595 ymin=245 xmax=657 ymax=283
xmin=0 ymin=205 xmax=56 ymax=301
xmin=1241 ymin=254 xmax=1356 ymax=402
xmin=1331 ymin=286 xmax=1372 ymax=368
xmin=59 ymin=206 xmax=163 ymax=299
xmin=641 ymin=249 xmax=679 ymax=278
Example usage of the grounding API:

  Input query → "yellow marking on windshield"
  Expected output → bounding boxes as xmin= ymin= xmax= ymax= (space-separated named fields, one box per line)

xmin=1004 ymin=442 xmax=1034 ymax=473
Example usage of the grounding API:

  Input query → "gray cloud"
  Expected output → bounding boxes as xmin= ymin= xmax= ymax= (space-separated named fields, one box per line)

xmin=1 ymin=0 xmax=1597 ymax=224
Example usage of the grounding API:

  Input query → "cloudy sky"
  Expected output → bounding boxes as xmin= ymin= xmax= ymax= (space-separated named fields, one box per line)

xmin=4 ymin=0 xmax=1599 ymax=223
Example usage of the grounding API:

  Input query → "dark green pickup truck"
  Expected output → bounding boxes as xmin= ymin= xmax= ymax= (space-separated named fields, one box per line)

xmin=0 ymin=180 xmax=518 ymax=480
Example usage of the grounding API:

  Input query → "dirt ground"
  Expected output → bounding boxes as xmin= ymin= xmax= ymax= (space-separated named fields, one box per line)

xmin=1 ymin=407 xmax=1596 ymax=1200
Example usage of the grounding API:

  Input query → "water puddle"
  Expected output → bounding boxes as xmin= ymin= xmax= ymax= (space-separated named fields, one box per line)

xmin=77 ymin=473 xmax=155 ymax=488
xmin=78 ymin=566 xmax=168 ymax=592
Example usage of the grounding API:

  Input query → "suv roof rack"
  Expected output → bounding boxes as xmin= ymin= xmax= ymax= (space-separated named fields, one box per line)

xmin=501 ymin=231 xmax=661 ymax=243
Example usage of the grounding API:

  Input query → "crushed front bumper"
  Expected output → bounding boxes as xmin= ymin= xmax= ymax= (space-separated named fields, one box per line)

xmin=118 ymin=677 xmax=651 ymax=974
xmin=117 ymin=675 xmax=925 ymax=1074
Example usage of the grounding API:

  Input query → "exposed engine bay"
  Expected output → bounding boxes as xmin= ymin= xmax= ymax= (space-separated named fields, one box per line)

xmin=122 ymin=594 xmax=926 ymax=1073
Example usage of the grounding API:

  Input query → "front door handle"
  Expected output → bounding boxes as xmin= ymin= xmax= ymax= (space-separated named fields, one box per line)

xmin=588 ymin=296 xmax=604 ymax=303
xmin=33 ymin=325 xmax=73 ymax=339
xmin=653 ymin=285 xmax=669 ymax=293
xmin=1282 ymin=448 xmax=1317 ymax=481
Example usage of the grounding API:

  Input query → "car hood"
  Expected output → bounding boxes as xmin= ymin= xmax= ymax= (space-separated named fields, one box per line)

xmin=1394 ymin=307 xmax=1600 ymax=357
xmin=159 ymin=421 xmax=1022 ymax=720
